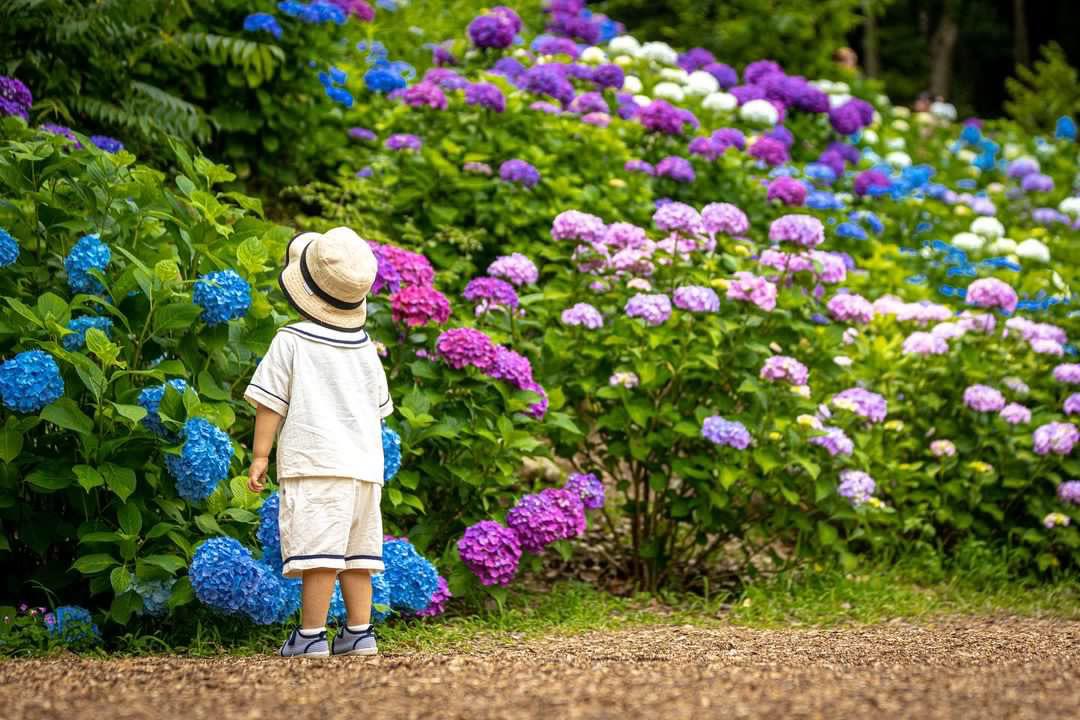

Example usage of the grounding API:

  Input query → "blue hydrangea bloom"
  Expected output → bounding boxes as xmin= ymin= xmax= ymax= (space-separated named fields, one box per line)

xmin=364 ymin=66 xmax=407 ymax=93
xmin=63 ymin=316 xmax=113 ymax=351
xmin=853 ymin=211 xmax=884 ymax=234
xmin=325 ymin=85 xmax=354 ymax=107
xmin=1055 ymin=115 xmax=1077 ymax=141
xmin=806 ymin=191 xmax=844 ymax=210
xmin=257 ymin=492 xmax=283 ymax=571
xmin=836 ymin=222 xmax=867 ymax=240
xmin=804 ymin=163 xmax=837 ymax=185
xmin=243 ymin=12 xmax=283 ymax=38
xmin=193 ymin=269 xmax=251 ymax=325
xmin=960 ymin=124 xmax=982 ymax=144
xmin=0 ymin=227 xmax=20 ymax=267
xmin=190 ymin=537 xmax=289 ymax=624
xmin=137 ymin=379 xmax=188 ymax=439
xmin=382 ymin=538 xmax=439 ymax=612
xmin=64 ymin=234 xmax=111 ymax=295
xmin=0 ymin=350 xmax=64 ymax=413
xmin=279 ymin=1 xmax=346 ymax=24
xmin=165 ymin=417 xmax=233 ymax=502
xmin=382 ymin=424 xmax=401 ymax=482
xmin=45 ymin=605 xmax=100 ymax=645
xmin=133 ymin=578 xmax=174 ymax=616
xmin=90 ymin=135 xmax=124 ymax=153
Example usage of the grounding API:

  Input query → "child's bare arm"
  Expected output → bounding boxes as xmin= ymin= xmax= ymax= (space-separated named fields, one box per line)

xmin=248 ymin=403 xmax=284 ymax=493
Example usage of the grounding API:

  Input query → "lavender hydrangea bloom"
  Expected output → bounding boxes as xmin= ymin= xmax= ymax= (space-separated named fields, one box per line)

xmin=769 ymin=214 xmax=824 ymax=248
xmin=522 ymin=65 xmax=575 ymax=106
xmin=704 ymin=63 xmax=738 ymax=88
xmin=810 ymin=426 xmax=854 ymax=456
xmin=552 ymin=210 xmax=606 ymax=243
xmin=712 ymin=128 xmax=746 ymax=151
xmin=655 ymin=156 xmax=695 ymax=182
xmin=348 ymin=127 xmax=377 ymax=142
xmin=827 ymin=293 xmax=874 ymax=324
xmin=1053 ymin=364 xmax=1080 ymax=384
xmin=624 ymin=159 xmax=655 ymax=175
xmin=403 ymin=81 xmax=448 ymax=109
xmin=832 ymin=388 xmax=887 ymax=423
xmin=561 ymin=302 xmax=604 ymax=329
xmin=749 ymin=137 xmax=788 ymax=166
xmin=653 ymin=202 xmax=703 ymax=234
xmin=673 ymin=286 xmax=720 ymax=313
xmin=592 ymin=63 xmax=624 ymax=90
xmin=999 ymin=402 xmax=1031 ymax=424
xmin=854 ymin=170 xmax=892 ymax=196
xmin=468 ymin=13 xmax=516 ymax=49
xmin=727 ymin=272 xmax=777 ymax=311
xmin=702 ymin=416 xmax=752 ymax=450
xmin=500 ymin=159 xmax=541 ymax=187
xmin=760 ymin=356 xmax=809 ymax=385
xmin=902 ymin=331 xmax=948 ymax=356
xmin=701 ymin=203 xmax=749 ymax=235
xmin=457 ymin=520 xmax=522 ymax=586
xmin=565 ymin=472 xmax=605 ymax=509
xmin=486 ymin=346 xmax=535 ymax=391
xmin=488 ymin=253 xmax=538 ymax=286
xmin=463 ymin=277 xmax=519 ymax=315
xmin=963 ymin=384 xmax=1006 ymax=412
xmin=837 ymin=470 xmax=876 ymax=505
xmin=967 ymin=278 xmax=1018 ymax=314
xmin=1065 ymin=394 xmax=1080 ymax=416
xmin=625 ymin=293 xmax=672 ymax=325
xmin=638 ymin=99 xmax=692 ymax=135
xmin=1058 ymin=480 xmax=1080 ymax=505
xmin=1033 ymin=422 xmax=1079 ymax=456
xmin=1021 ymin=173 xmax=1054 ymax=193
xmin=385 ymin=133 xmax=422 ymax=151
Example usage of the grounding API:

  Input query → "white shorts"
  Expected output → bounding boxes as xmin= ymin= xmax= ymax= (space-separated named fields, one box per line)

xmin=279 ymin=477 xmax=384 ymax=578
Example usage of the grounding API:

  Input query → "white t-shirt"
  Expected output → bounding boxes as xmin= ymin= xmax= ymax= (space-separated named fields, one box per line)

xmin=244 ymin=321 xmax=393 ymax=483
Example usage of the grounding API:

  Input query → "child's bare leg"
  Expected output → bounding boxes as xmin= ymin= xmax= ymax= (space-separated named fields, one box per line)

xmin=301 ymin=568 xmax=337 ymax=629
xmin=339 ymin=569 xmax=372 ymax=627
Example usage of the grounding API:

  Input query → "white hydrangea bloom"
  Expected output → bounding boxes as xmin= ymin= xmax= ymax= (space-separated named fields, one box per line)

xmin=1036 ymin=141 xmax=1057 ymax=158
xmin=1058 ymin=196 xmax=1080 ymax=216
xmin=685 ymin=70 xmax=720 ymax=96
xmin=614 ymin=55 xmax=633 ymax=67
xmin=987 ymin=238 xmax=1018 ymax=254
xmin=885 ymin=137 xmax=906 ymax=150
xmin=580 ymin=46 xmax=607 ymax=64
xmin=828 ymin=94 xmax=852 ymax=109
xmin=639 ymin=41 xmax=678 ymax=65
xmin=957 ymin=149 xmax=976 ymax=164
xmin=886 ymin=151 xmax=912 ymax=168
xmin=952 ymin=232 xmax=984 ymax=251
xmin=892 ymin=119 xmax=910 ymax=132
xmin=970 ymin=217 xmax=1005 ymax=239
xmin=812 ymin=79 xmax=835 ymax=92
xmin=893 ymin=106 xmax=911 ymax=119
xmin=1003 ymin=143 xmax=1024 ymax=160
xmin=652 ymin=82 xmax=685 ymax=102
xmin=659 ymin=67 xmax=689 ymax=83
xmin=1016 ymin=238 xmax=1051 ymax=262
xmin=622 ymin=75 xmax=643 ymax=93
xmin=930 ymin=101 xmax=957 ymax=121
xmin=830 ymin=81 xmax=851 ymax=94
xmin=609 ymin=35 xmax=641 ymax=54
xmin=986 ymin=182 xmax=1005 ymax=194
xmin=632 ymin=94 xmax=651 ymax=107
xmin=739 ymin=99 xmax=779 ymax=126
xmin=861 ymin=129 xmax=879 ymax=145
xmin=702 ymin=92 xmax=737 ymax=112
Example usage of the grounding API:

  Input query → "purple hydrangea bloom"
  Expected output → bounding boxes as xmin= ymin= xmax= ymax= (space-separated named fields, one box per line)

xmin=902 ymin=331 xmax=948 ymax=356
xmin=0 ymin=76 xmax=33 ymax=120
xmin=712 ymin=128 xmax=746 ymax=152
xmin=745 ymin=59 xmax=783 ymax=84
xmin=570 ymin=91 xmax=608 ymax=114
xmin=348 ymin=126 xmax=377 ymax=142
xmin=854 ymin=170 xmax=891 ymax=197
xmin=655 ymin=156 xmax=695 ymax=182
xmin=385 ymin=133 xmax=422 ymax=151
xmin=415 ymin=575 xmax=452 ymax=617
xmin=638 ymin=99 xmax=692 ymax=135
xmin=760 ymin=356 xmax=809 ymax=385
xmin=40 ymin=123 xmax=81 ymax=147
xmin=457 ymin=521 xmax=521 ymax=586
xmin=837 ymin=470 xmax=876 ymax=505
xmin=966 ymin=278 xmax=1018 ymax=314
xmin=522 ymin=65 xmax=575 ymax=106
xmin=1022 ymin=173 xmax=1054 ymax=193
xmin=488 ymin=253 xmax=538 ymax=286
xmin=403 ymin=81 xmax=448 ymax=109
xmin=704 ymin=62 xmax=738 ymax=89
xmin=964 ymin=384 xmax=1006 ymax=412
xmin=1033 ymin=422 xmax=1079 ymax=456
xmin=702 ymin=203 xmax=749 ymax=235
xmin=468 ymin=13 xmax=516 ymax=49
xmin=1066 ymin=394 xmax=1080 ymax=416
xmin=90 ymin=135 xmax=124 ymax=153
xmin=492 ymin=57 xmax=526 ymax=81
xmin=506 ymin=488 xmax=586 ymax=553
xmin=465 ymin=82 xmax=506 ymax=112
xmin=653 ymin=202 xmax=703 ymax=234
xmin=436 ymin=327 xmax=498 ymax=370
xmin=749 ymin=136 xmax=789 ymax=166
xmin=1053 ymin=364 xmax=1080 ymax=384
xmin=999 ymin=402 xmax=1031 ymax=424
xmin=592 ymin=63 xmax=624 ymax=90
xmin=673 ymin=286 xmax=720 ymax=313
xmin=565 ymin=472 xmax=605 ymax=509
xmin=702 ymin=416 xmax=752 ymax=450
xmin=499 ymin=159 xmax=540 ymax=187
xmin=1058 ymin=480 xmax=1080 ymax=505
xmin=768 ymin=215 xmax=824 ymax=248
xmin=625 ymin=293 xmax=672 ymax=325
xmin=624 ymin=159 xmax=655 ymax=175
xmin=767 ymin=176 xmax=807 ymax=206
xmin=730 ymin=84 xmax=767 ymax=105
xmin=485 ymin=345 xmax=535 ymax=391
xmin=463 ymin=277 xmax=519 ymax=315
xmin=561 ymin=302 xmax=603 ymax=329
xmin=678 ymin=48 xmax=716 ymax=72
xmin=832 ymin=388 xmax=887 ymax=423
xmin=829 ymin=101 xmax=866 ymax=135
xmin=535 ymin=36 xmax=581 ymax=58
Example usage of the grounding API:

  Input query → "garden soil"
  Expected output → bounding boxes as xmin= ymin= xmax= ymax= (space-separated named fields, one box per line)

xmin=3 ymin=615 xmax=1077 ymax=719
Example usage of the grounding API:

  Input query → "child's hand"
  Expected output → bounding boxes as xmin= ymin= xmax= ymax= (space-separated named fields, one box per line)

xmin=248 ymin=457 xmax=269 ymax=493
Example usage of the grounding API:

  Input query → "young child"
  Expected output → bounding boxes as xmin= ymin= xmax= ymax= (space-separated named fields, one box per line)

xmin=244 ymin=226 xmax=393 ymax=658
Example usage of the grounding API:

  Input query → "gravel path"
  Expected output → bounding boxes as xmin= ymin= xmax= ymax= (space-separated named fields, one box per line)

xmin=3 ymin=616 xmax=1078 ymax=720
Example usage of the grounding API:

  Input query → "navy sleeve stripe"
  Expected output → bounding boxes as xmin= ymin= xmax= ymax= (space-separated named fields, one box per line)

xmin=250 ymin=383 xmax=289 ymax=406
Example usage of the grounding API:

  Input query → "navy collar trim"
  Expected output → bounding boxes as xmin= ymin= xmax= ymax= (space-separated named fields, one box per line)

xmin=282 ymin=324 xmax=370 ymax=346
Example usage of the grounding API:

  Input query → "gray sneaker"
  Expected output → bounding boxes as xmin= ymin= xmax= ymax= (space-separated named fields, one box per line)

xmin=279 ymin=628 xmax=330 ymax=658
xmin=332 ymin=626 xmax=378 ymax=656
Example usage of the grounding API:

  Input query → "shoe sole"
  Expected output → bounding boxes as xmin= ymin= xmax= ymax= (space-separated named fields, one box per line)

xmin=282 ymin=650 xmax=331 ymax=658
xmin=336 ymin=647 xmax=378 ymax=657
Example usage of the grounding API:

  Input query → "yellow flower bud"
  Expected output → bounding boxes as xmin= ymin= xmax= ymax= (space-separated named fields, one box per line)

xmin=608 ymin=178 xmax=627 ymax=189
xmin=884 ymin=420 xmax=904 ymax=432
xmin=732 ymin=244 xmax=751 ymax=257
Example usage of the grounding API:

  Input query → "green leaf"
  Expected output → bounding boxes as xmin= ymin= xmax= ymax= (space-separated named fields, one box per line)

xmin=0 ymin=428 xmax=22 ymax=463
xmin=386 ymin=486 xmax=403 ymax=506
xmin=72 ymin=553 xmax=117 ymax=574
xmin=110 ymin=566 xmax=132 ymax=594
xmin=74 ymin=465 xmax=105 ymax=491
xmin=141 ymin=554 xmax=186 ymax=574
xmin=79 ymin=531 xmax=121 ymax=544
xmin=817 ymin=522 xmax=839 ymax=547
xmin=117 ymin=502 xmax=142 ymax=536
xmin=167 ymin=576 xmax=195 ymax=609
xmin=85 ymin=327 xmax=122 ymax=367
xmin=110 ymin=591 xmax=142 ymax=624
xmin=197 ymin=370 xmax=231 ymax=401
xmin=26 ymin=465 xmax=73 ymax=491
xmin=5 ymin=297 xmax=44 ymax=328
xmin=112 ymin=403 xmax=148 ymax=424
xmin=195 ymin=514 xmax=222 ymax=534
xmin=814 ymin=476 xmax=833 ymax=503
xmin=155 ymin=303 xmax=203 ymax=332
xmin=36 ymin=292 xmax=70 ymax=324
xmin=753 ymin=448 xmax=783 ymax=474
xmin=236 ymin=236 xmax=269 ymax=275
xmin=101 ymin=463 xmax=137 ymax=502
xmin=40 ymin=398 xmax=95 ymax=436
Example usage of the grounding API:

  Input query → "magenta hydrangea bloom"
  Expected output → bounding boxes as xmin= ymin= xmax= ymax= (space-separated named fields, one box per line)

xmin=963 ymin=384 xmax=1006 ymax=412
xmin=769 ymin=214 xmax=824 ymax=248
xmin=561 ymin=302 xmax=603 ymax=329
xmin=488 ymin=253 xmax=538 ymax=286
xmin=810 ymin=426 xmax=854 ymax=456
xmin=403 ymin=81 xmax=448 ymax=110
xmin=653 ymin=202 xmax=703 ymax=235
xmin=967 ymin=278 xmax=1018 ymax=314
xmin=457 ymin=521 xmax=521 ymax=586
xmin=1033 ymin=422 xmax=1079 ymax=456
xmin=1053 ymin=364 xmax=1080 ymax=384
xmin=767 ymin=177 xmax=807 ymax=206
xmin=673 ymin=286 xmax=720 ymax=313
xmin=748 ymin=137 xmax=788 ymax=167
xmin=655 ymin=156 xmax=695 ymax=182
xmin=524 ymin=380 xmax=549 ymax=419
xmin=701 ymin=203 xmax=749 ymax=235
xmin=999 ymin=402 xmax=1031 ymax=425
xmin=463 ymin=277 xmax=519 ymax=315
xmin=415 ymin=576 xmax=452 ymax=617
xmin=902 ymin=331 xmax=948 ymax=356
xmin=436 ymin=327 xmax=498 ymax=371
xmin=702 ymin=416 xmax=752 ymax=450
xmin=832 ymin=388 xmax=887 ymax=423
xmin=390 ymin=285 xmax=452 ymax=327
xmin=827 ymin=293 xmax=874 ymax=325
xmin=552 ymin=210 xmax=606 ymax=243
xmin=625 ymin=293 xmax=672 ymax=325
xmin=486 ymin=345 xmax=535 ymax=391
xmin=506 ymin=488 xmax=586 ymax=554
xmin=565 ymin=472 xmax=605 ymax=510
xmin=727 ymin=272 xmax=777 ymax=311
xmin=375 ymin=243 xmax=435 ymax=288
xmin=760 ymin=356 xmax=809 ymax=385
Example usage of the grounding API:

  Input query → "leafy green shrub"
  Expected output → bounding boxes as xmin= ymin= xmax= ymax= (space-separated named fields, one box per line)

xmin=1006 ymin=43 xmax=1080 ymax=134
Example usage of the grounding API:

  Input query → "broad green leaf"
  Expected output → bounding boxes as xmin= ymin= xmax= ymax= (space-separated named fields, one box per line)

xmin=26 ymin=465 xmax=73 ymax=491
xmin=111 ymin=403 xmax=148 ymax=424
xmin=85 ymin=327 xmax=122 ymax=367
xmin=117 ymin=502 xmax=142 ymax=536
xmin=40 ymin=398 xmax=95 ymax=436
xmin=817 ymin=522 xmax=839 ymax=547
xmin=195 ymin=514 xmax=222 ymax=534
xmin=73 ymin=465 xmax=105 ymax=491
xmin=167 ymin=576 xmax=195 ymax=609
xmin=155 ymin=303 xmax=203 ymax=332
xmin=79 ymin=531 xmax=121 ymax=544
xmin=0 ymin=428 xmax=22 ymax=463
xmin=110 ymin=566 xmax=132 ymax=594
xmin=72 ymin=553 xmax=117 ymax=574
xmin=101 ymin=463 xmax=137 ymax=502
xmin=5 ymin=297 xmax=44 ymax=328
xmin=197 ymin=370 xmax=231 ymax=401
xmin=141 ymin=554 xmax=186 ymax=574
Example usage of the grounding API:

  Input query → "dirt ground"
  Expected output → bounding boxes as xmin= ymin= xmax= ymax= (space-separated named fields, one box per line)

xmin=3 ymin=615 xmax=1078 ymax=720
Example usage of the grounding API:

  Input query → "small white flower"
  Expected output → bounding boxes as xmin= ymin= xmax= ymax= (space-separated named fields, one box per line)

xmin=659 ymin=67 xmax=689 ymax=83
xmin=861 ymin=129 xmax=879 ymax=145
xmin=828 ymin=93 xmax=853 ymax=109
xmin=614 ymin=54 xmax=634 ymax=67
xmin=886 ymin=151 xmax=911 ymax=168
xmin=627 ymin=277 xmax=652 ymax=291
xmin=957 ymin=149 xmax=976 ymax=164
xmin=464 ymin=49 xmax=480 ymax=61
xmin=639 ymin=41 xmax=678 ymax=65
xmin=622 ymin=75 xmax=643 ymax=93
xmin=834 ymin=356 xmax=853 ymax=367
xmin=1058 ymin=196 xmax=1080 ymax=217
xmin=685 ymin=70 xmax=719 ymax=96
xmin=986 ymin=182 xmax=1005 ymax=194
xmin=1036 ymin=141 xmax=1058 ymax=158
xmin=813 ymin=79 xmax=836 ymax=93
xmin=632 ymin=94 xmax=651 ymax=107
xmin=835 ymin=192 xmax=854 ymax=204
xmin=739 ymin=99 xmax=779 ymax=126
xmin=513 ymin=48 xmax=530 ymax=59
xmin=831 ymin=81 xmax=851 ymax=94
xmin=609 ymin=35 xmax=641 ymax=54
xmin=951 ymin=232 xmax=984 ymax=251
xmin=930 ymin=101 xmax=957 ymax=121
xmin=1003 ymin=143 xmax=1024 ymax=160
xmin=970 ymin=217 xmax=1005 ymax=239
xmin=702 ymin=92 xmax=737 ymax=112
xmin=652 ymin=82 xmax=685 ymax=102
xmin=1016 ymin=238 xmax=1050 ymax=262
xmin=885 ymin=136 xmax=905 ymax=151
xmin=843 ymin=328 xmax=859 ymax=345
xmin=987 ymin=238 xmax=1017 ymax=254
xmin=580 ymin=46 xmax=607 ymax=64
